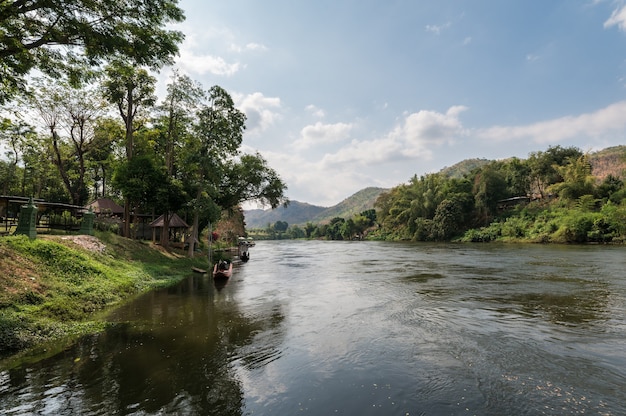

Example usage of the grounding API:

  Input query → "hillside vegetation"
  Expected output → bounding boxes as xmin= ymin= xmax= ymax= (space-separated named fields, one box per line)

xmin=373 ymin=145 xmax=626 ymax=243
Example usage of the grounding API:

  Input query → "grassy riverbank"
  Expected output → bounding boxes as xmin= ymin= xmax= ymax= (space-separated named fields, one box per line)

xmin=0 ymin=232 xmax=210 ymax=363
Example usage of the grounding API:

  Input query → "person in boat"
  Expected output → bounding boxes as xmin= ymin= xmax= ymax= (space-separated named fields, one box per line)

xmin=218 ymin=260 xmax=230 ymax=270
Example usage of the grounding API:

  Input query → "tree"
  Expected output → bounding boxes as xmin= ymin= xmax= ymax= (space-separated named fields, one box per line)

xmin=217 ymin=153 xmax=288 ymax=210
xmin=89 ymin=118 xmax=124 ymax=198
xmin=527 ymin=146 xmax=583 ymax=198
xmin=273 ymin=221 xmax=288 ymax=232
xmin=154 ymin=72 xmax=203 ymax=248
xmin=28 ymin=78 xmax=108 ymax=205
xmin=327 ymin=217 xmax=345 ymax=240
xmin=0 ymin=118 xmax=35 ymax=194
xmin=102 ymin=62 xmax=157 ymax=236
xmin=102 ymin=62 xmax=157 ymax=162
xmin=431 ymin=197 xmax=465 ymax=240
xmin=472 ymin=163 xmax=508 ymax=223
xmin=112 ymin=152 xmax=167 ymax=238
xmin=304 ymin=222 xmax=317 ymax=238
xmin=0 ymin=0 xmax=184 ymax=104
xmin=183 ymin=85 xmax=245 ymax=254
xmin=550 ymin=154 xmax=595 ymax=201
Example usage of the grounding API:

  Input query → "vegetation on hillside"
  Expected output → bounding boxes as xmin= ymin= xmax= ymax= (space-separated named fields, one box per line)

xmin=372 ymin=145 xmax=626 ymax=243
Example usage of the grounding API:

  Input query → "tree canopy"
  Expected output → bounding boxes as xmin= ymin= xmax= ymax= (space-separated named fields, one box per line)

xmin=0 ymin=0 xmax=185 ymax=103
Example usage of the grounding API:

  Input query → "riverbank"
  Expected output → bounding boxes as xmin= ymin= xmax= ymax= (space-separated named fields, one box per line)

xmin=0 ymin=232 xmax=210 ymax=364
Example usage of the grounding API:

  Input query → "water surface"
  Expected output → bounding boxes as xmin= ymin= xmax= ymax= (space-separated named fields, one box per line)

xmin=1 ymin=241 xmax=625 ymax=415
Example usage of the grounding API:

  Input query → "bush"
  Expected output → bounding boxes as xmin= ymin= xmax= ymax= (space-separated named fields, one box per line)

xmin=552 ymin=212 xmax=596 ymax=243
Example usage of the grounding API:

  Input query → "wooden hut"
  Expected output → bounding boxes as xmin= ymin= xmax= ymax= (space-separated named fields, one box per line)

xmin=149 ymin=213 xmax=189 ymax=245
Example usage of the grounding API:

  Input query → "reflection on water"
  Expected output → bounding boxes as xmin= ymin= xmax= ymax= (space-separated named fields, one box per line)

xmin=1 ymin=241 xmax=626 ymax=415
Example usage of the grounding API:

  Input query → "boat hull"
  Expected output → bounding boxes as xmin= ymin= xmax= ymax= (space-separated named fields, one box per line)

xmin=212 ymin=262 xmax=233 ymax=279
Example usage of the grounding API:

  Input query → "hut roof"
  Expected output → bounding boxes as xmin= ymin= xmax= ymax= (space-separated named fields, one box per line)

xmin=86 ymin=198 xmax=124 ymax=215
xmin=149 ymin=213 xmax=189 ymax=228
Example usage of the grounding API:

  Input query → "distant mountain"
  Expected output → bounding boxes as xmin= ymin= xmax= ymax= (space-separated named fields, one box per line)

xmin=244 ymin=187 xmax=387 ymax=228
xmin=244 ymin=201 xmax=327 ymax=228
xmin=310 ymin=187 xmax=387 ymax=224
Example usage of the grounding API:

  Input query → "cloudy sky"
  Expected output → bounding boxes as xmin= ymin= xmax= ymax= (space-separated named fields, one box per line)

xmin=161 ymin=0 xmax=626 ymax=207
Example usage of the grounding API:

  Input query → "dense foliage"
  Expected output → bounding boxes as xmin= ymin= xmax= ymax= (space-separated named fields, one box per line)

xmin=0 ymin=0 xmax=184 ymax=104
xmin=373 ymin=146 xmax=626 ymax=243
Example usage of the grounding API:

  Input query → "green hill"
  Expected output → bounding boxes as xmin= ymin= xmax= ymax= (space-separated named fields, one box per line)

xmin=244 ymin=187 xmax=387 ymax=228
xmin=311 ymin=187 xmax=387 ymax=224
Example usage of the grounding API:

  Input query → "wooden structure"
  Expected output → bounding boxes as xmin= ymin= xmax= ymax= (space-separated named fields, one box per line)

xmin=149 ymin=213 xmax=189 ymax=245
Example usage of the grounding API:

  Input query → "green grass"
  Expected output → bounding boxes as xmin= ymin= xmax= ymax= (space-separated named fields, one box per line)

xmin=0 ymin=231 xmax=210 ymax=362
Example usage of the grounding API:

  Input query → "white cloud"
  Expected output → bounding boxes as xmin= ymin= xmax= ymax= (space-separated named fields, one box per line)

xmin=478 ymin=101 xmax=626 ymax=144
xmin=178 ymin=53 xmax=240 ymax=76
xmin=293 ymin=122 xmax=352 ymax=150
xmin=305 ymin=104 xmax=325 ymax=118
xmin=322 ymin=106 xmax=468 ymax=167
xmin=245 ymin=42 xmax=268 ymax=52
xmin=253 ymin=148 xmax=386 ymax=207
xmin=173 ymin=28 xmax=243 ymax=76
xmin=605 ymin=5 xmax=626 ymax=31
xmin=235 ymin=92 xmax=282 ymax=134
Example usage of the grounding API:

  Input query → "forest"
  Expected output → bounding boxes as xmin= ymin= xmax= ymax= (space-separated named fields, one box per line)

xmin=0 ymin=0 xmax=288 ymax=253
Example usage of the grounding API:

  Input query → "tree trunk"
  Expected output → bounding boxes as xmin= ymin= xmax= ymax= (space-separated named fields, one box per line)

xmin=160 ymin=212 xmax=170 ymax=248
xmin=187 ymin=193 xmax=201 ymax=257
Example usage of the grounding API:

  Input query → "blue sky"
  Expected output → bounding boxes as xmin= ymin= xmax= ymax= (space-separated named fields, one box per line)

xmin=56 ymin=2 xmax=626 ymax=206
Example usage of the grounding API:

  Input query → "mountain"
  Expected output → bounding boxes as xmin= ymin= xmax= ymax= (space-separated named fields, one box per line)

xmin=310 ymin=187 xmax=387 ymax=223
xmin=244 ymin=201 xmax=327 ymax=228
xmin=244 ymin=187 xmax=387 ymax=228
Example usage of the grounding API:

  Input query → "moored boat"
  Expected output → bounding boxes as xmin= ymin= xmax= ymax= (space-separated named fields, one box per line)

xmin=212 ymin=260 xmax=232 ymax=278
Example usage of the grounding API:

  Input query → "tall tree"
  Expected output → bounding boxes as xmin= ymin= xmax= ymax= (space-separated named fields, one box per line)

xmin=154 ymin=72 xmax=204 ymax=248
xmin=102 ymin=62 xmax=156 ymax=236
xmin=102 ymin=62 xmax=156 ymax=162
xmin=183 ymin=86 xmax=246 ymax=255
xmin=90 ymin=118 xmax=124 ymax=198
xmin=28 ymin=78 xmax=107 ymax=205
xmin=0 ymin=0 xmax=184 ymax=104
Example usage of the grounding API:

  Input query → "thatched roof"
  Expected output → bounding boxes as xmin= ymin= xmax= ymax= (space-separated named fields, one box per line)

xmin=149 ymin=213 xmax=189 ymax=228
xmin=86 ymin=198 xmax=124 ymax=215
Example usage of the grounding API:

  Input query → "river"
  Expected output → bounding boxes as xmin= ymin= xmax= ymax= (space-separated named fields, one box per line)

xmin=1 ymin=240 xmax=625 ymax=415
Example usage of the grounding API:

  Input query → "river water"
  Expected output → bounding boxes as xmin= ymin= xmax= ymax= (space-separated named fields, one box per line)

xmin=1 ymin=240 xmax=625 ymax=415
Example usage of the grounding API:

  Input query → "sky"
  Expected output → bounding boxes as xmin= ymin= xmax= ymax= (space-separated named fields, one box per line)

xmin=10 ymin=1 xmax=626 ymax=208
